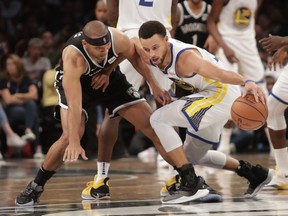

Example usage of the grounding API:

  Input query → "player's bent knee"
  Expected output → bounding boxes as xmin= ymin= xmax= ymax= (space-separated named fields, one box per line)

xmin=150 ymin=110 xmax=162 ymax=129
xmin=267 ymin=96 xmax=287 ymax=130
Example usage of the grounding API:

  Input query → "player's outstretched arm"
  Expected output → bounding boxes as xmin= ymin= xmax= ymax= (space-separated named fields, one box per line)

xmin=178 ymin=49 xmax=265 ymax=103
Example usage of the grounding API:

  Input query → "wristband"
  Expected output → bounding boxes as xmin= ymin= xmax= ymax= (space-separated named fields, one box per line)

xmin=244 ymin=80 xmax=255 ymax=84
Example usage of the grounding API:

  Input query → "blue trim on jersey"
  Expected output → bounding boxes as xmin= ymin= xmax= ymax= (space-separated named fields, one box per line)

xmin=181 ymin=109 xmax=199 ymax=131
xmin=270 ymin=92 xmax=288 ymax=105
xmin=186 ymin=130 xmax=219 ymax=145
xmin=175 ymin=47 xmax=197 ymax=78
xmin=163 ymin=43 xmax=174 ymax=75
xmin=241 ymin=79 xmax=265 ymax=86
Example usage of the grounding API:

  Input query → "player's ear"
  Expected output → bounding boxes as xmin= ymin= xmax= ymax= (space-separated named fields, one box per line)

xmin=82 ymin=39 xmax=87 ymax=46
xmin=164 ymin=35 xmax=169 ymax=42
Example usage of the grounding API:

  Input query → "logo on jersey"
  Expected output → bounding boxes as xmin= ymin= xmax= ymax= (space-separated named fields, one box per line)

xmin=108 ymin=56 xmax=117 ymax=64
xmin=169 ymin=78 xmax=199 ymax=96
xmin=88 ymin=67 xmax=102 ymax=76
xmin=233 ymin=7 xmax=252 ymax=29
xmin=127 ymin=87 xmax=141 ymax=98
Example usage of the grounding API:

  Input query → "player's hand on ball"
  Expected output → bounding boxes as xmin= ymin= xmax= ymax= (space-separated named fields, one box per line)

xmin=243 ymin=80 xmax=266 ymax=104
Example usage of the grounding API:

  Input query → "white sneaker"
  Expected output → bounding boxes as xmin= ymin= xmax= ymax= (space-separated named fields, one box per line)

xmin=7 ymin=133 xmax=26 ymax=147
xmin=157 ymin=154 xmax=169 ymax=169
xmin=0 ymin=153 xmax=6 ymax=166
xmin=265 ymin=173 xmax=288 ymax=190
xmin=33 ymin=152 xmax=44 ymax=159
xmin=137 ymin=147 xmax=157 ymax=163
xmin=21 ymin=131 xmax=36 ymax=142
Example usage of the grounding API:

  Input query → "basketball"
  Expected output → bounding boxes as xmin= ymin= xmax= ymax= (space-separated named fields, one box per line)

xmin=231 ymin=94 xmax=268 ymax=131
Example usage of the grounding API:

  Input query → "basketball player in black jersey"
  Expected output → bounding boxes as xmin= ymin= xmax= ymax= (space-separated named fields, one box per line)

xmin=175 ymin=0 xmax=217 ymax=53
xmin=15 ymin=20 xmax=211 ymax=206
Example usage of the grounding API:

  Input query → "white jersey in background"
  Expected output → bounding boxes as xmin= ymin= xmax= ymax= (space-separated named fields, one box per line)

xmin=117 ymin=0 xmax=173 ymax=32
xmin=218 ymin=0 xmax=256 ymax=39
xmin=116 ymin=0 xmax=174 ymax=91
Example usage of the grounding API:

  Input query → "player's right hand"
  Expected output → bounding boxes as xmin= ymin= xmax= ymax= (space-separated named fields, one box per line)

xmin=243 ymin=81 xmax=266 ymax=104
xmin=63 ymin=144 xmax=88 ymax=162
xmin=91 ymin=73 xmax=110 ymax=92
xmin=151 ymin=85 xmax=171 ymax=106
xmin=223 ymin=45 xmax=239 ymax=64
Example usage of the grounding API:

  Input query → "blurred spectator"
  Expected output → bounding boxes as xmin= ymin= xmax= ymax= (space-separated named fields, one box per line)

xmin=0 ymin=39 xmax=11 ymax=72
xmin=0 ymin=54 xmax=42 ymax=158
xmin=0 ymin=103 xmax=25 ymax=148
xmin=22 ymin=38 xmax=51 ymax=84
xmin=0 ymin=0 xmax=22 ymax=39
xmin=94 ymin=0 xmax=108 ymax=24
xmin=41 ymin=31 xmax=60 ymax=68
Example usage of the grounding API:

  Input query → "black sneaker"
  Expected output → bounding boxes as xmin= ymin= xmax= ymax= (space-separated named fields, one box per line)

xmin=236 ymin=160 xmax=274 ymax=198
xmin=161 ymin=176 xmax=209 ymax=204
xmin=15 ymin=181 xmax=43 ymax=206
xmin=195 ymin=177 xmax=222 ymax=202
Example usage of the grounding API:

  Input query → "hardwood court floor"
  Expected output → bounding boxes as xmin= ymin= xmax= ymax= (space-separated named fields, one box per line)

xmin=1 ymin=154 xmax=287 ymax=216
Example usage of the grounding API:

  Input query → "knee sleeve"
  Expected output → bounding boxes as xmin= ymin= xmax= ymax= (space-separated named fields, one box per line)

xmin=267 ymin=95 xmax=287 ymax=130
xmin=197 ymin=150 xmax=226 ymax=169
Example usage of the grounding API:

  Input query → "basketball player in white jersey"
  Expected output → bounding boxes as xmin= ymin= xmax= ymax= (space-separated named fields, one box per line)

xmin=81 ymin=0 xmax=177 ymax=200
xmin=259 ymin=35 xmax=288 ymax=189
xmin=207 ymin=0 xmax=271 ymax=155
xmin=138 ymin=20 xmax=273 ymax=203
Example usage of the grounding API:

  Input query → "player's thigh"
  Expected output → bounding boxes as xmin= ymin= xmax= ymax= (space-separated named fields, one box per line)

xmin=117 ymin=101 xmax=156 ymax=138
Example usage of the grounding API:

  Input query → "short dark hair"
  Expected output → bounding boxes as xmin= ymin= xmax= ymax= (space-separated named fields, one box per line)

xmin=138 ymin=20 xmax=167 ymax=39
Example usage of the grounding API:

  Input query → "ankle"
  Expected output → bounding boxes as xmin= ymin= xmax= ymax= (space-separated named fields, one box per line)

xmin=177 ymin=163 xmax=198 ymax=187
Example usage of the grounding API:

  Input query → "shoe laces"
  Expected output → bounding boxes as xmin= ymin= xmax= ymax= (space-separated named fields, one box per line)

xmin=21 ymin=184 xmax=39 ymax=197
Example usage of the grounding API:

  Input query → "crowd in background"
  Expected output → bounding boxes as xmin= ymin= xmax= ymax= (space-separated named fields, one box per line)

xmin=0 ymin=0 xmax=287 ymax=160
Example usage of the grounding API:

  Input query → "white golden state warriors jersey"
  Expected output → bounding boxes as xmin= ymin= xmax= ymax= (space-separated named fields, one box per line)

xmin=117 ymin=0 xmax=173 ymax=32
xmin=218 ymin=0 xmax=256 ymax=38
xmin=162 ymin=39 xmax=237 ymax=98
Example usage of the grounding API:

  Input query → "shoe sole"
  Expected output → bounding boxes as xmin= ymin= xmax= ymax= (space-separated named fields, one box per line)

xmin=81 ymin=194 xmax=111 ymax=200
xmin=161 ymin=189 xmax=209 ymax=204
xmin=15 ymin=200 xmax=35 ymax=206
xmin=194 ymin=193 xmax=223 ymax=203
xmin=244 ymin=169 xmax=275 ymax=198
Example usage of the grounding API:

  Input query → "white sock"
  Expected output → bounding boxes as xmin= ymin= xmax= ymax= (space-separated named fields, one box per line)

xmin=274 ymin=147 xmax=288 ymax=174
xmin=164 ymin=165 xmax=178 ymax=181
xmin=218 ymin=128 xmax=233 ymax=150
xmin=264 ymin=127 xmax=275 ymax=156
xmin=96 ymin=162 xmax=110 ymax=181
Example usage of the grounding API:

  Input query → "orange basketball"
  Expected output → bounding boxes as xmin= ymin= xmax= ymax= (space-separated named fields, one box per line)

xmin=231 ymin=94 xmax=268 ymax=131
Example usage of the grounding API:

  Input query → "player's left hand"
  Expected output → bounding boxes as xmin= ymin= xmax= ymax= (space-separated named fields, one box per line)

xmin=91 ymin=73 xmax=110 ymax=92
xmin=63 ymin=144 xmax=88 ymax=162
xmin=242 ymin=81 xmax=266 ymax=104
xmin=151 ymin=85 xmax=171 ymax=106
xmin=268 ymin=46 xmax=288 ymax=71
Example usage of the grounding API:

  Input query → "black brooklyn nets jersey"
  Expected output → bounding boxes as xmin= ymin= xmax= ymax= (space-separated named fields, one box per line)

xmin=56 ymin=28 xmax=118 ymax=81
xmin=175 ymin=1 xmax=211 ymax=48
